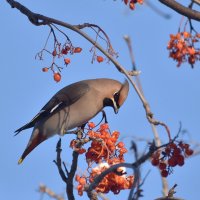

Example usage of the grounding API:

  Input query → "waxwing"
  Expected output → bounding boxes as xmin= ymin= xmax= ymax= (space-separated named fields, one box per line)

xmin=15 ymin=78 xmax=129 ymax=164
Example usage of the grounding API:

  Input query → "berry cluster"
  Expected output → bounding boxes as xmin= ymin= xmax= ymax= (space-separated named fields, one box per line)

xmin=167 ymin=31 xmax=200 ymax=67
xmin=123 ymin=0 xmax=143 ymax=10
xmin=86 ymin=123 xmax=127 ymax=163
xmin=40 ymin=43 xmax=82 ymax=82
xmin=151 ymin=141 xmax=194 ymax=177
xmin=74 ymin=122 xmax=134 ymax=195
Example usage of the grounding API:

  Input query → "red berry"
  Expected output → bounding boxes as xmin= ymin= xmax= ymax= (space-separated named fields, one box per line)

xmin=177 ymin=155 xmax=185 ymax=166
xmin=188 ymin=56 xmax=195 ymax=64
xmin=74 ymin=47 xmax=82 ymax=53
xmin=168 ymin=157 xmax=177 ymax=167
xmin=97 ymin=56 xmax=104 ymax=63
xmin=183 ymin=143 xmax=190 ymax=149
xmin=129 ymin=1 xmax=135 ymax=10
xmin=79 ymin=177 xmax=86 ymax=185
xmin=152 ymin=151 xmax=160 ymax=159
xmin=185 ymin=148 xmax=194 ymax=156
xmin=53 ymin=72 xmax=61 ymax=82
xmin=61 ymin=49 xmax=68 ymax=55
xmin=100 ymin=123 xmax=109 ymax=130
xmin=124 ymin=0 xmax=128 ymax=5
xmin=78 ymin=148 xmax=86 ymax=154
xmin=165 ymin=147 xmax=171 ymax=155
xmin=169 ymin=142 xmax=177 ymax=149
xmin=151 ymin=159 xmax=159 ymax=166
xmin=159 ymin=162 xmax=167 ymax=170
xmin=161 ymin=170 xmax=168 ymax=177
xmin=65 ymin=46 xmax=71 ymax=51
xmin=75 ymin=174 xmax=80 ymax=182
xmin=173 ymin=147 xmax=181 ymax=156
xmin=178 ymin=141 xmax=184 ymax=149
xmin=117 ymin=142 xmax=125 ymax=148
xmin=88 ymin=122 xmax=95 ymax=129
xmin=42 ymin=67 xmax=48 ymax=72
xmin=64 ymin=58 xmax=71 ymax=65
xmin=52 ymin=49 xmax=57 ymax=57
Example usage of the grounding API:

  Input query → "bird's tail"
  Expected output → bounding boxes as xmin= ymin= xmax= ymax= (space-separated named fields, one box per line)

xmin=18 ymin=129 xmax=47 ymax=164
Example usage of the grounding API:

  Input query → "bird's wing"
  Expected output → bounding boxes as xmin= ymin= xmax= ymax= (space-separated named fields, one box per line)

xmin=15 ymin=82 xmax=90 ymax=135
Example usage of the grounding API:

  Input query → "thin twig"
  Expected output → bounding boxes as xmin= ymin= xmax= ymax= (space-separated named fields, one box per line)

xmin=39 ymin=184 xmax=64 ymax=200
xmin=53 ymin=139 xmax=79 ymax=200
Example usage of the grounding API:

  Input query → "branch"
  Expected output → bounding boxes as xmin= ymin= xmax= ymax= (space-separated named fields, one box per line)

xmin=39 ymin=184 xmax=64 ymax=200
xmin=53 ymin=139 xmax=79 ymax=200
xmin=159 ymin=0 xmax=200 ymax=21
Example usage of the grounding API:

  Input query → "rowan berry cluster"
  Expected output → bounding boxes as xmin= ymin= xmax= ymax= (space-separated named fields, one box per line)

xmin=167 ymin=31 xmax=200 ymax=67
xmin=40 ymin=43 xmax=82 ymax=82
xmin=73 ymin=122 xmax=134 ymax=195
xmin=151 ymin=141 xmax=194 ymax=177
xmin=123 ymin=0 xmax=143 ymax=10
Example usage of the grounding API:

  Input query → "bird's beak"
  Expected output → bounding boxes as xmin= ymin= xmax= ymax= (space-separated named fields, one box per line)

xmin=114 ymin=107 xmax=118 ymax=114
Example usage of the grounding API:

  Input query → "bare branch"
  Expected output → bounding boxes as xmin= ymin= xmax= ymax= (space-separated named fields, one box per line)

xmin=53 ymin=139 xmax=79 ymax=200
xmin=159 ymin=0 xmax=200 ymax=21
xmin=39 ymin=184 xmax=64 ymax=200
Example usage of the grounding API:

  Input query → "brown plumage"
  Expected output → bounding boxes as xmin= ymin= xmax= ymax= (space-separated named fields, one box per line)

xmin=16 ymin=78 xmax=129 ymax=164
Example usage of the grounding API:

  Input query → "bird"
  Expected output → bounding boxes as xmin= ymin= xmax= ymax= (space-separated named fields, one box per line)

xmin=15 ymin=78 xmax=129 ymax=164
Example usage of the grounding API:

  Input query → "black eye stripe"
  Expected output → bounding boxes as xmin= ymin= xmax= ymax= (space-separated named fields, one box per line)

xmin=113 ymin=92 xmax=120 ymax=108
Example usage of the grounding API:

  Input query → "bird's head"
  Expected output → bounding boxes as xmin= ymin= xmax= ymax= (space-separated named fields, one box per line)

xmin=103 ymin=79 xmax=129 ymax=114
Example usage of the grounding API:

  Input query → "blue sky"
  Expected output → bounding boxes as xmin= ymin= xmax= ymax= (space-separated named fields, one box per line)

xmin=1 ymin=1 xmax=200 ymax=200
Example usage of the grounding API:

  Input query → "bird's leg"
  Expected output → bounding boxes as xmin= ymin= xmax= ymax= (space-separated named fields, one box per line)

xmin=77 ymin=125 xmax=86 ymax=139
xmin=101 ymin=110 xmax=108 ymax=123
xmin=64 ymin=128 xmax=82 ymax=135
xmin=92 ymin=110 xmax=108 ymax=129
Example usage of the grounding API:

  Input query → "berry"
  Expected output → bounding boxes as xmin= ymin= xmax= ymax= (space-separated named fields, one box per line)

xmin=97 ymin=56 xmax=104 ymax=63
xmin=61 ymin=49 xmax=68 ymax=55
xmin=42 ymin=67 xmax=48 ymax=72
xmin=165 ymin=147 xmax=171 ymax=155
xmin=88 ymin=122 xmax=95 ymax=129
xmin=78 ymin=148 xmax=86 ymax=154
xmin=168 ymin=157 xmax=177 ymax=167
xmin=151 ymin=158 xmax=159 ymax=166
xmin=161 ymin=170 xmax=168 ymax=177
xmin=159 ymin=162 xmax=167 ymax=170
xmin=173 ymin=147 xmax=181 ymax=156
xmin=183 ymin=31 xmax=190 ymax=38
xmin=65 ymin=46 xmax=70 ymax=51
xmin=117 ymin=142 xmax=125 ymax=148
xmin=177 ymin=155 xmax=185 ymax=166
xmin=188 ymin=56 xmax=195 ymax=64
xmin=129 ymin=1 xmax=135 ymax=10
xmin=74 ymin=47 xmax=82 ymax=53
xmin=185 ymin=148 xmax=194 ymax=156
xmin=64 ymin=58 xmax=71 ymax=65
xmin=52 ymin=49 xmax=57 ymax=57
xmin=169 ymin=142 xmax=177 ymax=149
xmin=75 ymin=174 xmax=80 ymax=181
xmin=79 ymin=177 xmax=86 ymax=185
xmin=124 ymin=0 xmax=128 ymax=5
xmin=53 ymin=72 xmax=61 ymax=82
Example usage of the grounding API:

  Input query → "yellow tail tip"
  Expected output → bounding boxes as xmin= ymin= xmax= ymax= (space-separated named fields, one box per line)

xmin=18 ymin=158 xmax=23 ymax=165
